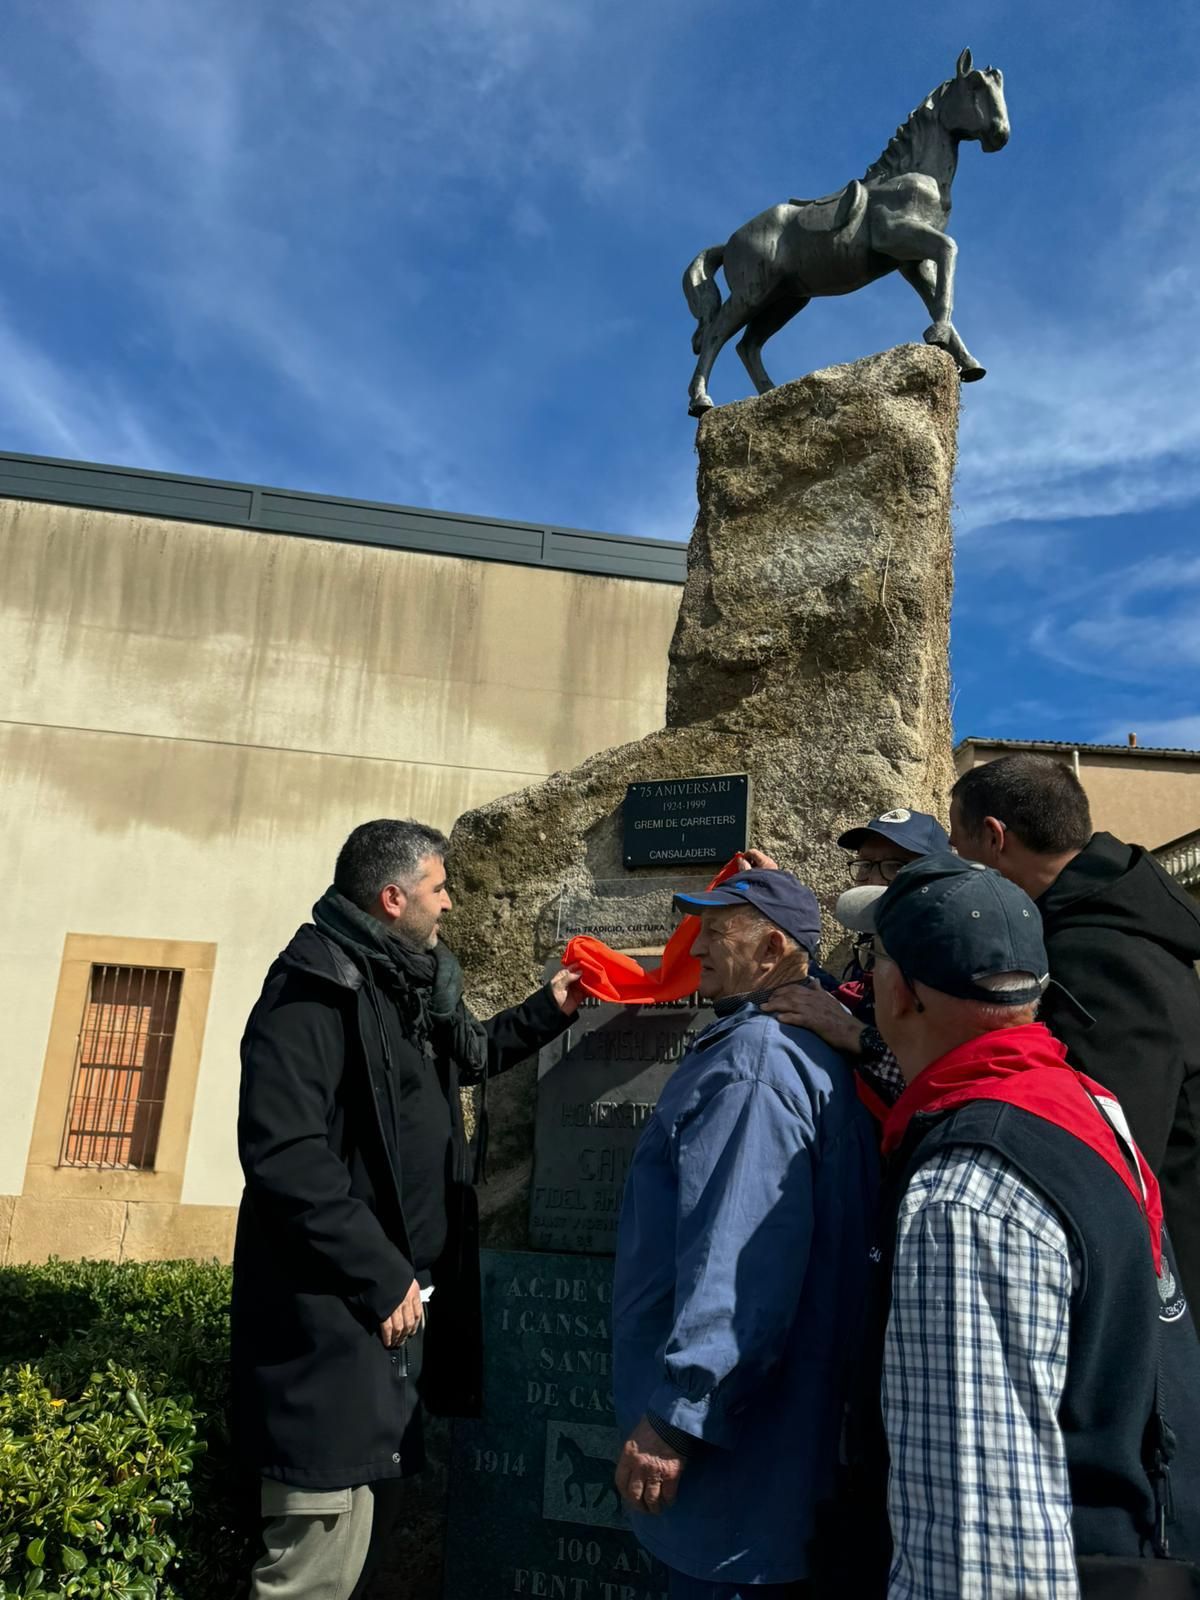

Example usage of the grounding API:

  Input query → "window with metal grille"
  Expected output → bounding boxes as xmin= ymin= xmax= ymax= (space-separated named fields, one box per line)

xmin=59 ymin=964 xmax=183 ymax=1170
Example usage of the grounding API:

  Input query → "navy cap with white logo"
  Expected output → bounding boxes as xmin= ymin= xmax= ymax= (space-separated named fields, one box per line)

xmin=838 ymin=807 xmax=950 ymax=857
xmin=872 ymin=852 xmax=1048 ymax=1006
xmin=673 ymin=869 xmax=822 ymax=955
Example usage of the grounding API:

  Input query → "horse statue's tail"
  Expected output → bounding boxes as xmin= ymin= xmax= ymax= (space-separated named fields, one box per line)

xmin=683 ymin=245 xmax=725 ymax=355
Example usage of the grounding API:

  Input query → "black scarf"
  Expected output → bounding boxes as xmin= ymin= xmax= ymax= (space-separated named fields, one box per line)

xmin=311 ymin=887 xmax=489 ymax=1080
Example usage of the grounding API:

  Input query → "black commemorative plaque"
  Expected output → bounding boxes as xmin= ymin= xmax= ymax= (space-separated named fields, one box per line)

xmin=622 ymin=773 xmax=750 ymax=869
xmin=530 ymin=962 xmax=713 ymax=1254
xmin=443 ymin=1249 xmax=668 ymax=1600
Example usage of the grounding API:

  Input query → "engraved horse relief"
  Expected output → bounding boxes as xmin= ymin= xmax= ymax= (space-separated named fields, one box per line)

xmin=684 ymin=48 xmax=1010 ymax=415
xmin=543 ymin=1422 xmax=624 ymax=1528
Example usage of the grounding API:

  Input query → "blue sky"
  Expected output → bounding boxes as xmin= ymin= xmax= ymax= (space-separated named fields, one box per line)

xmin=3 ymin=0 xmax=1199 ymax=749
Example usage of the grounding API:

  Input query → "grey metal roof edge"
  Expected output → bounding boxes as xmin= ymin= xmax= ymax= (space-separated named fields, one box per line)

xmin=0 ymin=449 xmax=688 ymax=585
xmin=954 ymin=736 xmax=1200 ymax=761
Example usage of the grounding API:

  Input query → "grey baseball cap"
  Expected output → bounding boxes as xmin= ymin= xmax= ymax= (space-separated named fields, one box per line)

xmin=871 ymin=853 xmax=1048 ymax=1006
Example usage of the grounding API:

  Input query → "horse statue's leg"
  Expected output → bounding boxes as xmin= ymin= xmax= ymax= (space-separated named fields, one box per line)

xmin=736 ymin=295 xmax=810 ymax=395
xmin=688 ymin=295 xmax=756 ymax=417
xmin=870 ymin=188 xmax=985 ymax=381
xmin=897 ymin=260 xmax=985 ymax=380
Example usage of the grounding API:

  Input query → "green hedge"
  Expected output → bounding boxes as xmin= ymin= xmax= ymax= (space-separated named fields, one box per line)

xmin=0 ymin=1259 xmax=252 ymax=1599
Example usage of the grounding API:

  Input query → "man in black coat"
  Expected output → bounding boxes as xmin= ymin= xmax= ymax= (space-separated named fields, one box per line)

xmin=950 ymin=753 xmax=1200 ymax=1304
xmin=232 ymin=818 xmax=579 ymax=1600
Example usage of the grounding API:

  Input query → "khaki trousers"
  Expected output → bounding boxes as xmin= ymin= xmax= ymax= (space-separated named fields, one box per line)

xmin=250 ymin=1479 xmax=386 ymax=1600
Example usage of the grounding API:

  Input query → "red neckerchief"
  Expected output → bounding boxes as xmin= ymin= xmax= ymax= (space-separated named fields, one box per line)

xmin=883 ymin=1022 xmax=1164 ymax=1274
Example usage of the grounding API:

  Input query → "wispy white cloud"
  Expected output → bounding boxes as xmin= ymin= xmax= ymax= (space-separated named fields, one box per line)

xmin=956 ymin=135 xmax=1200 ymax=537
xmin=1 ymin=2 xmax=1197 ymax=570
xmin=1027 ymin=554 xmax=1200 ymax=687
xmin=0 ymin=307 xmax=178 ymax=468
xmin=0 ymin=0 xmax=691 ymax=506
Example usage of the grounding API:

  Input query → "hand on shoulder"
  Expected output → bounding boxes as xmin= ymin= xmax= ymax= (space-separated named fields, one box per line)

xmin=762 ymin=980 xmax=865 ymax=1056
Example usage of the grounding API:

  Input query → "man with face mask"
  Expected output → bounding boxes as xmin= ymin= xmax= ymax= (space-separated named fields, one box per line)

xmin=612 ymin=869 xmax=877 ymax=1599
xmin=233 ymin=819 xmax=582 ymax=1600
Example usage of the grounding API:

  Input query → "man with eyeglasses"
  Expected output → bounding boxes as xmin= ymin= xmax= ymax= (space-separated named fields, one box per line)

xmin=842 ymin=807 xmax=950 ymax=888
xmin=745 ymin=809 xmax=948 ymax=1096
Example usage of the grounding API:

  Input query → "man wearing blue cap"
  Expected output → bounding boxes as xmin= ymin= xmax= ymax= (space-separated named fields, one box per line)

xmin=612 ymin=870 xmax=877 ymax=1599
xmin=836 ymin=806 xmax=952 ymax=884
xmin=854 ymin=854 xmax=1200 ymax=1598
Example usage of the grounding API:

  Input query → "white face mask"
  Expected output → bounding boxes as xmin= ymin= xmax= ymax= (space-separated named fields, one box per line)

xmin=835 ymin=884 xmax=887 ymax=935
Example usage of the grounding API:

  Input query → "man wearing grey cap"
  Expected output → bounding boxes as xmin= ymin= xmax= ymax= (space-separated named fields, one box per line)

xmin=855 ymin=854 xmax=1200 ymax=1598
xmin=612 ymin=870 xmax=877 ymax=1599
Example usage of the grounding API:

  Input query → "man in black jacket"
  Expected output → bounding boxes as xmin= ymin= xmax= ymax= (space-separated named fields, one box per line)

xmin=233 ymin=818 xmax=579 ymax=1600
xmin=950 ymin=753 xmax=1200 ymax=1304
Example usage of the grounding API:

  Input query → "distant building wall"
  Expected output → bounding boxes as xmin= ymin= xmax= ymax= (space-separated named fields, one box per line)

xmin=954 ymin=739 xmax=1200 ymax=851
xmin=0 ymin=476 xmax=683 ymax=1264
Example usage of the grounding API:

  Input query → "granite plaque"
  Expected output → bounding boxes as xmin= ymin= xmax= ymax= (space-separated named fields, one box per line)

xmin=622 ymin=773 xmax=750 ymax=869
xmin=443 ymin=1249 xmax=668 ymax=1600
xmin=530 ymin=962 xmax=713 ymax=1254
xmin=554 ymin=876 xmax=710 ymax=952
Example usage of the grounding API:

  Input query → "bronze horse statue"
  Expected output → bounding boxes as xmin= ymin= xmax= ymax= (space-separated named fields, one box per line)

xmin=684 ymin=49 xmax=1009 ymax=416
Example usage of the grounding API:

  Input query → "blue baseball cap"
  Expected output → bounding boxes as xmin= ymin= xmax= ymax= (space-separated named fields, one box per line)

xmin=873 ymin=853 xmax=1048 ymax=1006
xmin=838 ymin=807 xmax=950 ymax=856
xmin=673 ymin=869 xmax=822 ymax=954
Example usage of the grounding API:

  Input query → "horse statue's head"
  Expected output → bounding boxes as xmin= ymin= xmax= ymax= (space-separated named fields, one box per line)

xmin=939 ymin=48 xmax=1009 ymax=153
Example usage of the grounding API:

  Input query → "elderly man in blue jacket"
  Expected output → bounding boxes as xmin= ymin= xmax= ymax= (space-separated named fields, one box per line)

xmin=613 ymin=869 xmax=878 ymax=1599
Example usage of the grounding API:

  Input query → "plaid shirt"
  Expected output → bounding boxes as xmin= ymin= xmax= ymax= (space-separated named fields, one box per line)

xmin=860 ymin=1045 xmax=906 ymax=1105
xmin=882 ymin=1146 xmax=1079 ymax=1600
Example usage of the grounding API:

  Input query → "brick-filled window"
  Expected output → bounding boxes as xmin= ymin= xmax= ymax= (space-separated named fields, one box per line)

xmin=59 ymin=964 xmax=183 ymax=1170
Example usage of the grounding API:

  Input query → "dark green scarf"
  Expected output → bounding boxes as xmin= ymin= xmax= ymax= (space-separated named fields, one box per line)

xmin=311 ymin=886 xmax=488 ymax=1078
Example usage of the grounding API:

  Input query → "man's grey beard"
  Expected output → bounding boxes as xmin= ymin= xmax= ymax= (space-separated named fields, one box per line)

xmin=388 ymin=923 xmax=437 ymax=954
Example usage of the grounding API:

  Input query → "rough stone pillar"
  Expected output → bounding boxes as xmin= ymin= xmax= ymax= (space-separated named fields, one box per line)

xmin=448 ymin=342 xmax=958 ymax=1244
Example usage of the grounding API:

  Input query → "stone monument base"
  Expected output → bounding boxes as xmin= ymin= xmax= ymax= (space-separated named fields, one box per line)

xmin=449 ymin=343 xmax=959 ymax=1248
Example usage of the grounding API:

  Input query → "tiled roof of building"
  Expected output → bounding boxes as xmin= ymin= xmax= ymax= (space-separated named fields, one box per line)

xmin=955 ymin=737 xmax=1200 ymax=760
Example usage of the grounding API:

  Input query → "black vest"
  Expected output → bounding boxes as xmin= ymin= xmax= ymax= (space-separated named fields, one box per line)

xmin=825 ymin=1100 xmax=1200 ymax=1596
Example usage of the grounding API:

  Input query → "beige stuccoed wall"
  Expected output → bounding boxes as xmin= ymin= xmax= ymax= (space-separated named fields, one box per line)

xmin=0 ymin=497 xmax=680 ymax=1262
xmin=957 ymin=745 xmax=1200 ymax=851
xmin=1071 ymin=756 xmax=1200 ymax=850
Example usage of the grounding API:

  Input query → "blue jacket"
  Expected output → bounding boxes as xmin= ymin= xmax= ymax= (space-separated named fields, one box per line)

xmin=612 ymin=1001 xmax=878 ymax=1583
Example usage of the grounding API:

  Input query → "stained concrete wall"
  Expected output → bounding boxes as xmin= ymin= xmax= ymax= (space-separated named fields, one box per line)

xmin=0 ymin=496 xmax=680 ymax=1262
xmin=955 ymin=743 xmax=1200 ymax=852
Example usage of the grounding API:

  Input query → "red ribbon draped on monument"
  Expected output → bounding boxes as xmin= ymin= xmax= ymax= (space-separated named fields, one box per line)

xmin=563 ymin=856 xmax=744 ymax=1004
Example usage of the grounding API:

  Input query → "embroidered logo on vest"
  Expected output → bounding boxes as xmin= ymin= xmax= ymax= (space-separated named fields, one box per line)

xmin=1157 ymin=1239 xmax=1187 ymax=1323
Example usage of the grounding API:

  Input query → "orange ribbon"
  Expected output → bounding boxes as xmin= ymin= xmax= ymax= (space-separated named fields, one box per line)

xmin=563 ymin=857 xmax=745 ymax=1004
